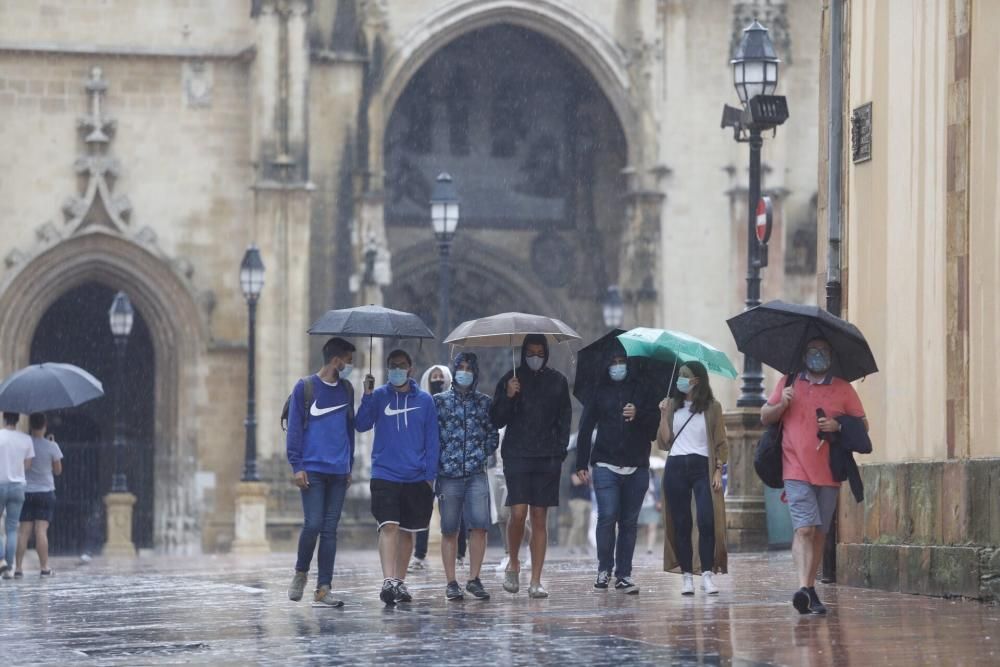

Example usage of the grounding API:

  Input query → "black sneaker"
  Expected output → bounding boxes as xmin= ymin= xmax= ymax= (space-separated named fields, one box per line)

xmin=594 ymin=570 xmax=611 ymax=589
xmin=394 ymin=580 xmax=413 ymax=603
xmin=792 ymin=587 xmax=811 ymax=614
xmin=466 ymin=577 xmax=491 ymax=600
xmin=615 ymin=576 xmax=639 ymax=595
xmin=380 ymin=579 xmax=397 ymax=606
xmin=807 ymin=587 xmax=828 ymax=614
xmin=446 ymin=580 xmax=465 ymax=601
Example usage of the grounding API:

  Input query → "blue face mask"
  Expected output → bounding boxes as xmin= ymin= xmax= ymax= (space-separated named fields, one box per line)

xmin=388 ymin=368 xmax=409 ymax=387
xmin=676 ymin=376 xmax=692 ymax=394
xmin=608 ymin=364 xmax=627 ymax=382
xmin=454 ymin=370 xmax=474 ymax=388
xmin=805 ymin=349 xmax=831 ymax=374
xmin=339 ymin=363 xmax=353 ymax=379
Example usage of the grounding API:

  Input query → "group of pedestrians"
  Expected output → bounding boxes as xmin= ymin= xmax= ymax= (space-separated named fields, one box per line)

xmin=285 ymin=333 xmax=867 ymax=616
xmin=0 ymin=412 xmax=63 ymax=580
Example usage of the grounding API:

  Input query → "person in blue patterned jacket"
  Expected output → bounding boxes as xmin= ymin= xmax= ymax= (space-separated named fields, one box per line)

xmin=434 ymin=351 xmax=499 ymax=601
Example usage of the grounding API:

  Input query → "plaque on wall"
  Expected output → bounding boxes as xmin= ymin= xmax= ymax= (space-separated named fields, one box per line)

xmin=851 ymin=102 xmax=873 ymax=164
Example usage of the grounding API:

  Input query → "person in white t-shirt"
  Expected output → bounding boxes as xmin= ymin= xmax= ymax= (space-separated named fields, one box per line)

xmin=16 ymin=413 xmax=63 ymax=577
xmin=0 ymin=412 xmax=34 ymax=578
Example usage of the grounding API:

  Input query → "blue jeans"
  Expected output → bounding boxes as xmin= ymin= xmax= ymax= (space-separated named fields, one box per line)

xmin=592 ymin=466 xmax=649 ymax=578
xmin=663 ymin=454 xmax=715 ymax=573
xmin=437 ymin=472 xmax=490 ymax=534
xmin=0 ymin=482 xmax=26 ymax=565
xmin=295 ymin=472 xmax=349 ymax=587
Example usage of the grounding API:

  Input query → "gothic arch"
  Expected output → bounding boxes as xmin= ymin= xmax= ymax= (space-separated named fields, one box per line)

xmin=368 ymin=0 xmax=639 ymax=181
xmin=0 ymin=231 xmax=207 ymax=553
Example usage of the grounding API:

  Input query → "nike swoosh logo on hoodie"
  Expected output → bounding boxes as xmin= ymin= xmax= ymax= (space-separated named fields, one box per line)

xmin=384 ymin=404 xmax=420 ymax=417
xmin=311 ymin=402 xmax=348 ymax=417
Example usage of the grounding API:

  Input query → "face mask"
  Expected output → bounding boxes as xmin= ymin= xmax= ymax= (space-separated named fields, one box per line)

xmin=805 ymin=349 xmax=831 ymax=374
xmin=526 ymin=356 xmax=544 ymax=372
xmin=454 ymin=370 xmax=474 ymax=388
xmin=608 ymin=364 xmax=627 ymax=382
xmin=429 ymin=380 xmax=445 ymax=394
xmin=388 ymin=369 xmax=409 ymax=387
xmin=676 ymin=377 xmax=692 ymax=394
xmin=339 ymin=363 xmax=353 ymax=379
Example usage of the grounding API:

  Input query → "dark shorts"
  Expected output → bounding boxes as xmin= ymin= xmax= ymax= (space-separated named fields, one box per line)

xmin=370 ymin=478 xmax=434 ymax=532
xmin=503 ymin=468 xmax=561 ymax=508
xmin=20 ymin=491 xmax=56 ymax=523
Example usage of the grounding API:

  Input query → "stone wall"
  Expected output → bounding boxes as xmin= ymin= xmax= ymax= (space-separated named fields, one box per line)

xmin=838 ymin=459 xmax=1000 ymax=602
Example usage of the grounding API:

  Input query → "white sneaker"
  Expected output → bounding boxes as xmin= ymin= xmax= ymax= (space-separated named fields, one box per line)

xmin=702 ymin=572 xmax=719 ymax=595
xmin=681 ymin=573 xmax=694 ymax=596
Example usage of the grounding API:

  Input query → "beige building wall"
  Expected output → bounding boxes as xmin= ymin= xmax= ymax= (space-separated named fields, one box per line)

xmin=845 ymin=0 xmax=950 ymax=463
xmin=968 ymin=0 xmax=1000 ymax=459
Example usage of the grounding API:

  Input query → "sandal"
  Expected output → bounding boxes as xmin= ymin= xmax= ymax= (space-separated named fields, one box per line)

xmin=503 ymin=568 xmax=520 ymax=594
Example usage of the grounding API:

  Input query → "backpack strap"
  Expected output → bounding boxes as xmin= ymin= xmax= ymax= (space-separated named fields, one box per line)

xmin=301 ymin=376 xmax=314 ymax=431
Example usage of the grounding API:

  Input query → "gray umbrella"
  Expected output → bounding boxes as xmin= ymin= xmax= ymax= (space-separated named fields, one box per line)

xmin=443 ymin=312 xmax=581 ymax=374
xmin=308 ymin=304 xmax=435 ymax=373
xmin=0 ymin=363 xmax=105 ymax=414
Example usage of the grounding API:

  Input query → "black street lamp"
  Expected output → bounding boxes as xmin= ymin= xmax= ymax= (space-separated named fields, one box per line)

xmin=240 ymin=245 xmax=265 ymax=482
xmin=722 ymin=20 xmax=790 ymax=407
xmin=430 ymin=173 xmax=460 ymax=360
xmin=602 ymin=285 xmax=625 ymax=329
xmin=108 ymin=291 xmax=134 ymax=493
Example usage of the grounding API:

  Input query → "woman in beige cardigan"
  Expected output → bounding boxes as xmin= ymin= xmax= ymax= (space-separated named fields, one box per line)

xmin=656 ymin=361 xmax=728 ymax=595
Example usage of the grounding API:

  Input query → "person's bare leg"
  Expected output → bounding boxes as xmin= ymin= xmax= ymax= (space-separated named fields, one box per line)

xmin=809 ymin=529 xmax=826 ymax=587
xmin=15 ymin=522 xmax=31 ymax=572
xmin=34 ymin=521 xmax=50 ymax=571
xmin=528 ymin=506 xmax=548 ymax=587
xmin=793 ymin=526 xmax=816 ymax=588
xmin=645 ymin=524 xmax=656 ymax=552
xmin=441 ymin=533 xmax=458 ymax=582
xmin=377 ymin=524 xmax=400 ymax=579
xmin=395 ymin=531 xmax=414 ymax=582
xmin=468 ymin=529 xmax=487 ymax=580
xmin=507 ymin=504 xmax=528 ymax=572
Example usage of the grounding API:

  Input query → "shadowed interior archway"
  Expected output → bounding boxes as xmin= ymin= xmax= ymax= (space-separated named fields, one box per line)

xmin=0 ymin=231 xmax=206 ymax=554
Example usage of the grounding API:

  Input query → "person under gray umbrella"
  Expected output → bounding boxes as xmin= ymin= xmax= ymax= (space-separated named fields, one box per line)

xmin=0 ymin=411 xmax=34 ymax=578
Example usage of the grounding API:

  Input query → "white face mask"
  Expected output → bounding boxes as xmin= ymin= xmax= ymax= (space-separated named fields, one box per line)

xmin=526 ymin=356 xmax=544 ymax=371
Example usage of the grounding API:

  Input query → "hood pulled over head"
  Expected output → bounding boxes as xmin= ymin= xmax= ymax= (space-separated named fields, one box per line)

xmin=520 ymin=333 xmax=550 ymax=371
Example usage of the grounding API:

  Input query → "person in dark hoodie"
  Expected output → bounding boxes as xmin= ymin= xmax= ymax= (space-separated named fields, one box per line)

xmin=575 ymin=344 xmax=659 ymax=595
xmin=434 ymin=352 xmax=499 ymax=601
xmin=490 ymin=334 xmax=572 ymax=599
xmin=357 ymin=349 xmax=440 ymax=606
xmin=285 ymin=337 xmax=357 ymax=607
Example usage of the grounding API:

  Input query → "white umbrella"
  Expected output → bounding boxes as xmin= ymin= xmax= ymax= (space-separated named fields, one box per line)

xmin=443 ymin=312 xmax=581 ymax=375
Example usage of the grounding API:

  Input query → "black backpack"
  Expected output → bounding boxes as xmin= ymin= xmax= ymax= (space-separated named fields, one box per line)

xmin=281 ymin=376 xmax=355 ymax=432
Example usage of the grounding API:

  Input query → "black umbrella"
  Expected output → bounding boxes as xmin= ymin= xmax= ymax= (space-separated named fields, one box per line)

xmin=308 ymin=304 xmax=435 ymax=373
xmin=573 ymin=329 xmax=674 ymax=407
xmin=0 ymin=363 xmax=105 ymax=413
xmin=726 ymin=300 xmax=878 ymax=382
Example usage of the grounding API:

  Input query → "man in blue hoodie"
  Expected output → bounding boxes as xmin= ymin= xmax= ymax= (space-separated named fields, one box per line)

xmin=357 ymin=349 xmax=439 ymax=606
xmin=285 ymin=337 xmax=357 ymax=607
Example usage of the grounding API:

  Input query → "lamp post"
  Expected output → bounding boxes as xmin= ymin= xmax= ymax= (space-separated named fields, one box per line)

xmin=602 ymin=285 xmax=625 ymax=329
xmin=722 ymin=20 xmax=789 ymax=407
xmin=430 ymin=173 xmax=460 ymax=360
xmin=108 ymin=291 xmax=134 ymax=493
xmin=240 ymin=245 xmax=265 ymax=482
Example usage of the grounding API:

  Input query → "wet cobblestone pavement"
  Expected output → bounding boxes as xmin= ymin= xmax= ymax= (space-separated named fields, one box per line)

xmin=2 ymin=549 xmax=997 ymax=666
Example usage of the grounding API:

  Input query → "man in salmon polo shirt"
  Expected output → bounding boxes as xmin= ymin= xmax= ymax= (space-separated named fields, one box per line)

xmin=760 ymin=337 xmax=867 ymax=615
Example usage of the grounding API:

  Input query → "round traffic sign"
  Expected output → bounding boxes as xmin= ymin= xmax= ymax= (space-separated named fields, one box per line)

xmin=755 ymin=196 xmax=773 ymax=244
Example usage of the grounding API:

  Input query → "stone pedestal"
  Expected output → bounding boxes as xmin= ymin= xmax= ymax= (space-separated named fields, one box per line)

xmin=103 ymin=492 xmax=137 ymax=558
xmin=232 ymin=481 xmax=271 ymax=554
xmin=724 ymin=408 xmax=769 ymax=552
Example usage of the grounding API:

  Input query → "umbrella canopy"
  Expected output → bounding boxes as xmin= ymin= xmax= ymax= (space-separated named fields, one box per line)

xmin=308 ymin=304 xmax=435 ymax=339
xmin=0 ymin=363 xmax=104 ymax=413
xmin=617 ymin=328 xmax=739 ymax=380
xmin=444 ymin=312 xmax=581 ymax=374
xmin=573 ymin=329 xmax=674 ymax=406
xmin=726 ymin=300 xmax=878 ymax=382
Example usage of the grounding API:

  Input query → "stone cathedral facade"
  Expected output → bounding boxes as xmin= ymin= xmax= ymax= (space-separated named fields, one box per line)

xmin=0 ymin=0 xmax=819 ymax=553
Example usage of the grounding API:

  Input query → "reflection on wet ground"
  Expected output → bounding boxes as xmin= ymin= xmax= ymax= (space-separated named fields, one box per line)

xmin=1 ymin=550 xmax=997 ymax=666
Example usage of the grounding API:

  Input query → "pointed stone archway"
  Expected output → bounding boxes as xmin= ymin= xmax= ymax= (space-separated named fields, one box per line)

xmin=0 ymin=231 xmax=207 ymax=554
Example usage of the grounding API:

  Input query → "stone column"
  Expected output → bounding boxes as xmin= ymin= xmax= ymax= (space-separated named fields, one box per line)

xmin=252 ymin=0 xmax=280 ymax=178
xmin=231 ymin=481 xmax=270 ymax=554
xmin=620 ymin=183 xmax=665 ymax=326
xmin=724 ymin=408 xmax=768 ymax=551
xmin=103 ymin=492 xmax=137 ymax=558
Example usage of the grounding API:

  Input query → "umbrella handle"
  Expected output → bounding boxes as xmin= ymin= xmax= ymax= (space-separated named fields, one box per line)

xmin=511 ymin=346 xmax=516 ymax=380
xmin=369 ymin=336 xmax=373 ymax=376
xmin=667 ymin=359 xmax=678 ymax=400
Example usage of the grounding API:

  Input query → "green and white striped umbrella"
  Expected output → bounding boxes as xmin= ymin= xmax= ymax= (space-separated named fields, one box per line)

xmin=617 ymin=328 xmax=739 ymax=379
